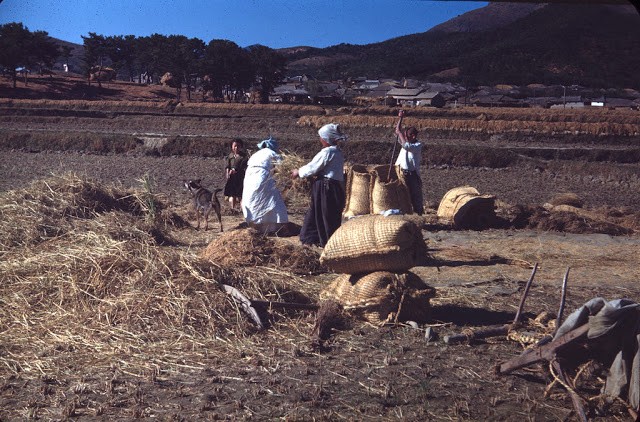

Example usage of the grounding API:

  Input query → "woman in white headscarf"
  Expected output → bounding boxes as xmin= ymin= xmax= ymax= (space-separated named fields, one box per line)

xmin=242 ymin=137 xmax=289 ymax=233
xmin=291 ymin=123 xmax=347 ymax=247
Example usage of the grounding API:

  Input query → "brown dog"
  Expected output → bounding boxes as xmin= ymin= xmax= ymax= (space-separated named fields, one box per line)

xmin=184 ymin=179 xmax=223 ymax=231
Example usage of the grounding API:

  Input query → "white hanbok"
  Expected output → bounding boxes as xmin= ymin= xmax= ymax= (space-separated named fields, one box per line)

xmin=241 ymin=148 xmax=288 ymax=227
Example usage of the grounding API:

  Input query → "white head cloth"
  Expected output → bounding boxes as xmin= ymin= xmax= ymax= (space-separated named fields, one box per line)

xmin=318 ymin=123 xmax=347 ymax=146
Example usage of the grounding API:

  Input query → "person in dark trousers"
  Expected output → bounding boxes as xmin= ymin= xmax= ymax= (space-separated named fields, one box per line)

xmin=223 ymin=139 xmax=248 ymax=211
xmin=291 ymin=123 xmax=347 ymax=247
xmin=395 ymin=110 xmax=424 ymax=215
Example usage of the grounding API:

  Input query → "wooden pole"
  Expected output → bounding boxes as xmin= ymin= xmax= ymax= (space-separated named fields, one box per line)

xmin=513 ymin=263 xmax=538 ymax=325
xmin=554 ymin=267 xmax=570 ymax=335
xmin=387 ymin=110 xmax=404 ymax=180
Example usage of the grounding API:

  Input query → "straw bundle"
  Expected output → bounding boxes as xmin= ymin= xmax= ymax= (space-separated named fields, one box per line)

xmin=320 ymin=214 xmax=427 ymax=274
xmin=437 ymin=186 xmax=496 ymax=229
xmin=320 ymin=271 xmax=436 ymax=324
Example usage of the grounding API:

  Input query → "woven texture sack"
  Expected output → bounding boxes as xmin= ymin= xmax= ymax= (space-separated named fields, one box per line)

xmin=344 ymin=164 xmax=372 ymax=218
xmin=437 ymin=186 xmax=496 ymax=229
xmin=370 ymin=165 xmax=413 ymax=215
xmin=320 ymin=214 xmax=427 ymax=274
xmin=320 ymin=271 xmax=436 ymax=324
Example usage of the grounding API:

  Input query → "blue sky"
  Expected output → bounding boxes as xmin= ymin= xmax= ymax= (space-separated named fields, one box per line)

xmin=0 ymin=0 xmax=487 ymax=48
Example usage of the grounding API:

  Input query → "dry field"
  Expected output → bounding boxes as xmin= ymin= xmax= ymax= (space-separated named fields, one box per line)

xmin=1 ymin=75 xmax=640 ymax=420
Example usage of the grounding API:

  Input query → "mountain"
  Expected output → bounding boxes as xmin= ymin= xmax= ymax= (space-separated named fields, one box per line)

xmin=427 ymin=3 xmax=545 ymax=33
xmin=283 ymin=3 xmax=640 ymax=89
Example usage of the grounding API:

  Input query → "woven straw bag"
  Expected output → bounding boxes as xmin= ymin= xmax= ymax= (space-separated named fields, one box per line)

xmin=320 ymin=214 xmax=427 ymax=274
xmin=343 ymin=164 xmax=372 ymax=218
xmin=370 ymin=165 xmax=413 ymax=214
xmin=437 ymin=186 xmax=496 ymax=228
xmin=320 ymin=271 xmax=436 ymax=324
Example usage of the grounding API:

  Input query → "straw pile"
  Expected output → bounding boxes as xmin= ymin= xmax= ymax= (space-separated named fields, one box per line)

xmin=0 ymin=173 xmax=317 ymax=377
xmin=297 ymin=111 xmax=640 ymax=137
xmin=201 ymin=228 xmax=324 ymax=274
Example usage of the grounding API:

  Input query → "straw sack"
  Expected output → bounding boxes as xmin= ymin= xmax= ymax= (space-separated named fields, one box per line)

xmin=320 ymin=214 xmax=427 ymax=274
xmin=437 ymin=186 xmax=496 ymax=229
xmin=320 ymin=271 xmax=436 ymax=324
xmin=370 ymin=165 xmax=413 ymax=215
xmin=343 ymin=164 xmax=372 ymax=218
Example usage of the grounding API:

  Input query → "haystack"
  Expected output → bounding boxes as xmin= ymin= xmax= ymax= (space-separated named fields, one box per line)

xmin=201 ymin=228 xmax=324 ymax=274
xmin=437 ymin=186 xmax=496 ymax=229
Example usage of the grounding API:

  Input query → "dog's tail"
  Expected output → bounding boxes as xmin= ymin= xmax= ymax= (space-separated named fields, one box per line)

xmin=213 ymin=188 xmax=223 ymax=199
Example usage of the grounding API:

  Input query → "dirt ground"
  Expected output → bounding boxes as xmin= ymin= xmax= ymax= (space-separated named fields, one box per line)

xmin=1 ymin=85 xmax=640 ymax=420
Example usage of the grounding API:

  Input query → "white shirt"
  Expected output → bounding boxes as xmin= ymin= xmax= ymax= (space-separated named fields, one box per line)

xmin=395 ymin=141 xmax=422 ymax=171
xmin=298 ymin=146 xmax=345 ymax=181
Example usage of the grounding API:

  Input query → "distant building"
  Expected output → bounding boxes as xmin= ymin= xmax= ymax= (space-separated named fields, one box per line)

xmin=386 ymin=87 xmax=445 ymax=108
xmin=468 ymin=94 xmax=521 ymax=108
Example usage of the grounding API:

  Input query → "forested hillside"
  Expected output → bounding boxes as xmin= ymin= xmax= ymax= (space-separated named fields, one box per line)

xmin=284 ymin=4 xmax=640 ymax=88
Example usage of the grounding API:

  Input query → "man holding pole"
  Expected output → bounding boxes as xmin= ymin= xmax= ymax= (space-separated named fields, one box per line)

xmin=394 ymin=110 xmax=424 ymax=215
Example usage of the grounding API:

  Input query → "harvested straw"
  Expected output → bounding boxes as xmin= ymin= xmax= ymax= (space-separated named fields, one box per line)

xmin=547 ymin=192 xmax=585 ymax=208
xmin=201 ymin=228 xmax=324 ymax=274
xmin=311 ymin=299 xmax=344 ymax=349
xmin=0 ymin=173 xmax=319 ymax=379
xmin=276 ymin=150 xmax=312 ymax=211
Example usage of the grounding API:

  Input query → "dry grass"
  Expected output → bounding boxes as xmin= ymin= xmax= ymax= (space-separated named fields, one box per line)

xmin=297 ymin=113 xmax=640 ymax=136
xmin=0 ymin=173 xmax=323 ymax=380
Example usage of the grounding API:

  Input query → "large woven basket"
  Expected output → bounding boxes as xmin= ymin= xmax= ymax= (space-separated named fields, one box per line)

xmin=320 ymin=214 xmax=427 ymax=274
xmin=437 ymin=186 xmax=496 ymax=229
xmin=320 ymin=271 xmax=436 ymax=324
xmin=370 ymin=165 xmax=413 ymax=214
xmin=344 ymin=164 xmax=372 ymax=218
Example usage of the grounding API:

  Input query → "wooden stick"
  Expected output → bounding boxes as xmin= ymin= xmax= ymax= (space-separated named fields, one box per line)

xmin=222 ymin=284 xmax=265 ymax=329
xmin=445 ymin=264 xmax=538 ymax=345
xmin=551 ymin=360 xmax=588 ymax=422
xmin=498 ymin=324 xmax=589 ymax=374
xmin=251 ymin=300 xmax=319 ymax=311
xmin=513 ymin=262 xmax=538 ymax=325
xmin=554 ymin=267 xmax=570 ymax=335
xmin=387 ymin=111 xmax=404 ymax=180
xmin=444 ymin=324 xmax=511 ymax=345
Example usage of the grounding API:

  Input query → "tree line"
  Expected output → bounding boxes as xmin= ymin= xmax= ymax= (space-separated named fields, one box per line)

xmin=0 ymin=22 xmax=287 ymax=102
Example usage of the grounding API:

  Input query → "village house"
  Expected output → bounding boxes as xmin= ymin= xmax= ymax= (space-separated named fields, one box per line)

xmin=385 ymin=87 xmax=446 ymax=108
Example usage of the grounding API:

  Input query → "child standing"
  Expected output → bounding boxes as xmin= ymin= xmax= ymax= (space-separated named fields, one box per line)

xmin=291 ymin=123 xmax=347 ymax=247
xmin=223 ymin=139 xmax=248 ymax=211
xmin=395 ymin=110 xmax=424 ymax=215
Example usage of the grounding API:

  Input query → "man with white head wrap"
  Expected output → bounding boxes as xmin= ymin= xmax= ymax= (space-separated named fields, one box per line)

xmin=291 ymin=123 xmax=347 ymax=247
xmin=242 ymin=137 xmax=289 ymax=233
